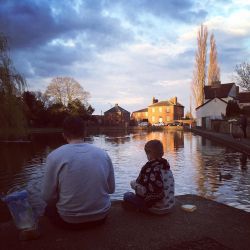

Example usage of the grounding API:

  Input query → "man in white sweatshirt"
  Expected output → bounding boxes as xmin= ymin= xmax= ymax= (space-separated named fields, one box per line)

xmin=42 ymin=116 xmax=115 ymax=229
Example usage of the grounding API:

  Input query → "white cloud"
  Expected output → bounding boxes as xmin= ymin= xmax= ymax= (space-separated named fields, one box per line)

xmin=205 ymin=10 xmax=250 ymax=36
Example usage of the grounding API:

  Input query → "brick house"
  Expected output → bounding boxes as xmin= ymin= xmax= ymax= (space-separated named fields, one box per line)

xmin=148 ymin=97 xmax=184 ymax=124
xmin=131 ymin=97 xmax=184 ymax=125
xmin=196 ymin=82 xmax=238 ymax=128
xmin=131 ymin=108 xmax=148 ymax=123
xmin=104 ymin=104 xmax=130 ymax=126
xmin=204 ymin=82 xmax=238 ymax=103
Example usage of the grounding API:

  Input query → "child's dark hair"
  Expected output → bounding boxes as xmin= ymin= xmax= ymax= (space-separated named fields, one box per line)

xmin=144 ymin=140 xmax=164 ymax=158
xmin=63 ymin=116 xmax=85 ymax=139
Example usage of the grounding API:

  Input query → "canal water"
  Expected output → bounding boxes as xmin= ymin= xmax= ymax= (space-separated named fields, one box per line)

xmin=0 ymin=130 xmax=250 ymax=215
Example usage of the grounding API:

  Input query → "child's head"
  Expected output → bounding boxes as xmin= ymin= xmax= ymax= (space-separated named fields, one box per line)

xmin=144 ymin=140 xmax=164 ymax=161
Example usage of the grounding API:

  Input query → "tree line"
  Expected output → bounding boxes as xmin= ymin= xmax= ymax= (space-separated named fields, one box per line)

xmin=0 ymin=34 xmax=94 ymax=139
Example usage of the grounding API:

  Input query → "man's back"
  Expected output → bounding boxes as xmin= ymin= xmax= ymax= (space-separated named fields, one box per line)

xmin=43 ymin=143 xmax=115 ymax=223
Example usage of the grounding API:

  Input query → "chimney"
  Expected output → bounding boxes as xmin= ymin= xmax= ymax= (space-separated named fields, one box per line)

xmin=152 ymin=97 xmax=158 ymax=104
xmin=211 ymin=80 xmax=221 ymax=88
xmin=115 ymin=103 xmax=118 ymax=107
xmin=173 ymin=96 xmax=177 ymax=105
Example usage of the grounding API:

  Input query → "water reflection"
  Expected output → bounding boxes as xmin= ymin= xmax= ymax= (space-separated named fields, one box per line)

xmin=0 ymin=131 xmax=250 ymax=212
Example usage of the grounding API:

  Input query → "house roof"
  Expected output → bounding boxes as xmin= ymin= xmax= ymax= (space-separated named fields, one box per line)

xmin=104 ymin=105 xmax=130 ymax=114
xmin=238 ymin=92 xmax=250 ymax=103
xmin=204 ymin=83 xmax=235 ymax=99
xmin=148 ymin=100 xmax=184 ymax=107
xmin=132 ymin=108 xmax=148 ymax=113
xmin=196 ymin=97 xmax=227 ymax=110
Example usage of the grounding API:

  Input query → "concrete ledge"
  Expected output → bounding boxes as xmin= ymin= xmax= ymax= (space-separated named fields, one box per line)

xmin=1 ymin=195 xmax=250 ymax=250
xmin=191 ymin=128 xmax=250 ymax=156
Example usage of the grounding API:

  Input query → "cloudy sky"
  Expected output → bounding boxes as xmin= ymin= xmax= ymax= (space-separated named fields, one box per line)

xmin=1 ymin=0 xmax=250 ymax=114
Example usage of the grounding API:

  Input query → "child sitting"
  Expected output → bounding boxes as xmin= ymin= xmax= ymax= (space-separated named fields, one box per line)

xmin=123 ymin=139 xmax=175 ymax=214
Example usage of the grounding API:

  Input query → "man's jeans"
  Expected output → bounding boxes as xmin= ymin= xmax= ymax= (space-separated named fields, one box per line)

xmin=44 ymin=203 xmax=106 ymax=230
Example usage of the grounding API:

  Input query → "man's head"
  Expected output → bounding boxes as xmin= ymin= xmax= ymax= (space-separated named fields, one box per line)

xmin=144 ymin=139 xmax=164 ymax=160
xmin=63 ymin=116 xmax=85 ymax=141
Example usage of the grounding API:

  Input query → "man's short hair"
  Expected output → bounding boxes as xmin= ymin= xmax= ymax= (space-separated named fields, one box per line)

xmin=144 ymin=139 xmax=164 ymax=158
xmin=63 ymin=116 xmax=85 ymax=139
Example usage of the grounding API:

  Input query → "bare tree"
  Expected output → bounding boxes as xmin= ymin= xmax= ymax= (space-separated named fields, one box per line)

xmin=192 ymin=24 xmax=208 ymax=107
xmin=208 ymin=33 xmax=220 ymax=86
xmin=45 ymin=77 xmax=90 ymax=106
xmin=234 ymin=62 xmax=250 ymax=91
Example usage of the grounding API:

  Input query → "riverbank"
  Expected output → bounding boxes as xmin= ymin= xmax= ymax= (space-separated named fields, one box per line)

xmin=191 ymin=128 xmax=250 ymax=156
xmin=1 ymin=195 xmax=250 ymax=250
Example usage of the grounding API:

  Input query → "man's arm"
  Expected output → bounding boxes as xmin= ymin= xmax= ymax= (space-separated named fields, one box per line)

xmin=42 ymin=155 xmax=59 ymax=204
xmin=106 ymin=154 xmax=115 ymax=194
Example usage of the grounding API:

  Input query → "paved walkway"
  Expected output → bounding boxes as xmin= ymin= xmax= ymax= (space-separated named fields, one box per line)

xmin=191 ymin=128 xmax=250 ymax=155
xmin=1 ymin=195 xmax=250 ymax=250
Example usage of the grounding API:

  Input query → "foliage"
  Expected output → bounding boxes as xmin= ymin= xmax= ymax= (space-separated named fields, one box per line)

xmin=226 ymin=100 xmax=241 ymax=118
xmin=45 ymin=77 xmax=90 ymax=106
xmin=185 ymin=112 xmax=193 ymax=119
xmin=22 ymin=90 xmax=95 ymax=128
xmin=234 ymin=62 xmax=250 ymax=91
xmin=22 ymin=91 xmax=49 ymax=127
xmin=208 ymin=33 xmax=220 ymax=86
xmin=192 ymin=24 xmax=208 ymax=108
xmin=0 ymin=33 xmax=27 ymax=139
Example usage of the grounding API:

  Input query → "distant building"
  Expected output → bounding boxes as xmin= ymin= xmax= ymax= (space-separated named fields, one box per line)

xmin=238 ymin=92 xmax=250 ymax=116
xmin=204 ymin=82 xmax=238 ymax=102
xmin=238 ymin=92 xmax=250 ymax=109
xmin=104 ymin=104 xmax=130 ymax=126
xmin=196 ymin=82 xmax=245 ymax=128
xmin=131 ymin=97 xmax=184 ymax=125
xmin=131 ymin=108 xmax=148 ymax=123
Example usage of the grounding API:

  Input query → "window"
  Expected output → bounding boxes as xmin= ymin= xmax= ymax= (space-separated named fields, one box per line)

xmin=152 ymin=108 xmax=155 ymax=113
xmin=167 ymin=116 xmax=170 ymax=121
xmin=146 ymin=112 xmax=148 ymax=117
xmin=152 ymin=116 xmax=155 ymax=122
xmin=166 ymin=107 xmax=170 ymax=113
xmin=159 ymin=107 xmax=162 ymax=112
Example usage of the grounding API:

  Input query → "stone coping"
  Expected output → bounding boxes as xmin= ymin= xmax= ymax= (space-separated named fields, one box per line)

xmin=1 ymin=195 xmax=250 ymax=250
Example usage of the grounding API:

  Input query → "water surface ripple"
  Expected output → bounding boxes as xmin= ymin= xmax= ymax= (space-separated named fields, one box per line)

xmin=0 ymin=131 xmax=249 ymax=214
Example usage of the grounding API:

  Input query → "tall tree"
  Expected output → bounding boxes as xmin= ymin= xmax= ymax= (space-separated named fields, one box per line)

xmin=45 ymin=77 xmax=90 ymax=106
xmin=208 ymin=33 xmax=220 ymax=86
xmin=192 ymin=24 xmax=208 ymax=108
xmin=0 ymin=33 xmax=26 ymax=139
xmin=234 ymin=62 xmax=250 ymax=91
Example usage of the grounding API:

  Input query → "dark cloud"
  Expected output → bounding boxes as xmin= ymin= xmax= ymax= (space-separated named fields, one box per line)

xmin=105 ymin=0 xmax=207 ymax=23
xmin=0 ymin=0 xmax=133 ymax=78
xmin=0 ymin=0 xmax=132 ymax=50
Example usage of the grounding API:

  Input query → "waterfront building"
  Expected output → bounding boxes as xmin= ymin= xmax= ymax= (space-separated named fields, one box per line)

xmin=196 ymin=82 xmax=238 ymax=128
xmin=196 ymin=82 xmax=250 ymax=128
xmin=104 ymin=104 xmax=130 ymax=126
xmin=131 ymin=97 xmax=184 ymax=125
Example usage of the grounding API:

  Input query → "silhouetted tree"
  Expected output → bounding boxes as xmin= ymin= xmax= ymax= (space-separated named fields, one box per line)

xmin=47 ymin=103 xmax=68 ymax=127
xmin=0 ymin=33 xmax=26 ymax=139
xmin=226 ymin=100 xmax=240 ymax=118
xmin=22 ymin=91 xmax=49 ymax=127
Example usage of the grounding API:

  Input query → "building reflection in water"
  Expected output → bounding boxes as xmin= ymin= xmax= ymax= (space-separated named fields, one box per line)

xmin=1 ymin=130 xmax=250 ymax=212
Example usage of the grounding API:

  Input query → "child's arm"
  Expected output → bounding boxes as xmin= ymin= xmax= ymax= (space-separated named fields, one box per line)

xmin=130 ymin=180 xmax=147 ymax=197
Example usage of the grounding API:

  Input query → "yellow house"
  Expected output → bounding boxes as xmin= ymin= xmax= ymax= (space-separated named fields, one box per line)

xmin=132 ymin=97 xmax=184 ymax=125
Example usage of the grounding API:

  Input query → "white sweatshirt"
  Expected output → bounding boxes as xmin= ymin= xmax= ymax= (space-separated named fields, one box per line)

xmin=42 ymin=143 xmax=115 ymax=223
